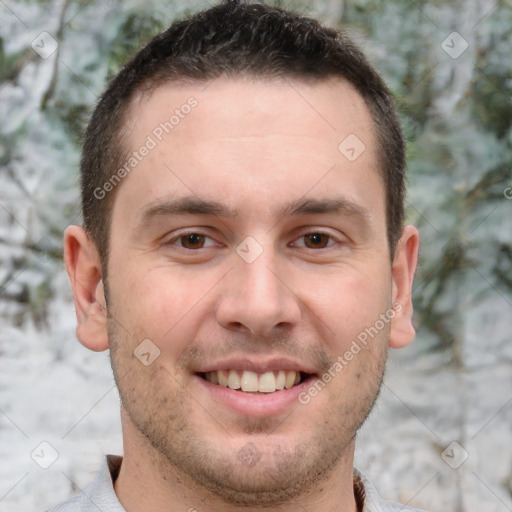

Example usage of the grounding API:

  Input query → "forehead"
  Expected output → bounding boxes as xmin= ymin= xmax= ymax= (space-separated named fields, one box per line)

xmin=113 ymin=76 xmax=383 ymax=226
xmin=126 ymin=75 xmax=376 ymax=148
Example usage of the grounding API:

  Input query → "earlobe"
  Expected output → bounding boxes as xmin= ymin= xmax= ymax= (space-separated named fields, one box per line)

xmin=64 ymin=226 xmax=110 ymax=352
xmin=389 ymin=225 xmax=420 ymax=349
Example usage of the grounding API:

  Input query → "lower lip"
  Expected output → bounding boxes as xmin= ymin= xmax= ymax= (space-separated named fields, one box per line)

xmin=193 ymin=374 xmax=316 ymax=418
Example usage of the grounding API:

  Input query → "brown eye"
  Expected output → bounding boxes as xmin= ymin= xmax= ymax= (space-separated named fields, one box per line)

xmin=303 ymin=233 xmax=331 ymax=249
xmin=179 ymin=233 xmax=206 ymax=249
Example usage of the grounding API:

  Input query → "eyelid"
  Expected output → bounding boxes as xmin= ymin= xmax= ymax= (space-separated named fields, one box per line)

xmin=163 ymin=227 xmax=346 ymax=251
xmin=289 ymin=228 xmax=345 ymax=249
xmin=165 ymin=229 xmax=222 ymax=248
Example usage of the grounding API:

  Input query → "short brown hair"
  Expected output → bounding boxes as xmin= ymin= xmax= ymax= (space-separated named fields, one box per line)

xmin=81 ymin=0 xmax=406 ymax=271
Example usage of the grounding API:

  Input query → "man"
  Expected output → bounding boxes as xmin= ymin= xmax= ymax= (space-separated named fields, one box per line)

xmin=52 ymin=1 xmax=423 ymax=510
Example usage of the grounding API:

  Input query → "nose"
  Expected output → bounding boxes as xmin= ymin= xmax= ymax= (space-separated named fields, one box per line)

xmin=215 ymin=246 xmax=301 ymax=337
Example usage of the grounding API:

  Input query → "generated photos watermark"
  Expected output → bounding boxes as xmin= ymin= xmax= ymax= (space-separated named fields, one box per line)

xmin=93 ymin=97 xmax=198 ymax=200
xmin=298 ymin=301 xmax=402 ymax=405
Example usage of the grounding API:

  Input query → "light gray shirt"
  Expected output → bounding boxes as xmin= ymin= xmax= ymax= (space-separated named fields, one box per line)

xmin=45 ymin=455 xmax=427 ymax=512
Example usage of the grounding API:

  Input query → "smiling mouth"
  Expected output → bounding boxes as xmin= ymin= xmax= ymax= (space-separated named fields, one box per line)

xmin=197 ymin=370 xmax=311 ymax=394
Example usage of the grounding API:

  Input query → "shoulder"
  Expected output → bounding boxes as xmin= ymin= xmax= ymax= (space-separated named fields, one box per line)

xmin=375 ymin=501 xmax=429 ymax=512
xmin=354 ymin=468 xmax=430 ymax=512
xmin=44 ymin=455 xmax=124 ymax=512
xmin=45 ymin=497 xmax=82 ymax=512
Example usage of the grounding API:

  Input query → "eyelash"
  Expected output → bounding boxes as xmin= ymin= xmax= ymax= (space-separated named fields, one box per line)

xmin=166 ymin=230 xmax=340 ymax=251
xmin=290 ymin=231 xmax=337 ymax=249
xmin=171 ymin=232 xmax=219 ymax=249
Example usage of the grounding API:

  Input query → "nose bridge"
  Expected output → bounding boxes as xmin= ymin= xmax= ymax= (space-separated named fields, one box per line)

xmin=215 ymin=241 xmax=300 ymax=335
xmin=237 ymin=245 xmax=284 ymax=314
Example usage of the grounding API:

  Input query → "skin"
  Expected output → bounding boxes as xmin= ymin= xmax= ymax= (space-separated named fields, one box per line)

xmin=64 ymin=76 xmax=419 ymax=512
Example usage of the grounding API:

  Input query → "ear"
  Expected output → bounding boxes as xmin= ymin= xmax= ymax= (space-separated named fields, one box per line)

xmin=389 ymin=225 xmax=420 ymax=349
xmin=64 ymin=225 xmax=109 ymax=352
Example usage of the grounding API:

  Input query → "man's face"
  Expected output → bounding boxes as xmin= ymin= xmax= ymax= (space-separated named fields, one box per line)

xmin=106 ymin=77 xmax=394 ymax=504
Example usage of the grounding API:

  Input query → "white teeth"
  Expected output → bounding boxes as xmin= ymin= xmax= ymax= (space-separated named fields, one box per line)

xmin=258 ymin=371 xmax=277 ymax=393
xmin=276 ymin=370 xmax=286 ymax=390
xmin=241 ymin=370 xmax=259 ymax=392
xmin=284 ymin=371 xmax=296 ymax=389
xmin=204 ymin=369 xmax=303 ymax=393
xmin=218 ymin=370 xmax=228 ymax=387
xmin=228 ymin=369 xmax=241 ymax=390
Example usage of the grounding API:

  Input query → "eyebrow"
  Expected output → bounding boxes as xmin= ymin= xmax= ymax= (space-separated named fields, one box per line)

xmin=138 ymin=197 xmax=237 ymax=226
xmin=137 ymin=195 xmax=370 ymax=228
xmin=283 ymin=197 xmax=370 ymax=219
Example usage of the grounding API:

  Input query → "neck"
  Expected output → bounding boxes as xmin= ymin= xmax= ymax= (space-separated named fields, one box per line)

xmin=114 ymin=412 xmax=358 ymax=512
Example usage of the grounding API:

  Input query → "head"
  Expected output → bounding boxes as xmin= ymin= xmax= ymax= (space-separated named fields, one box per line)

xmin=81 ymin=0 xmax=407 ymax=274
xmin=65 ymin=0 xmax=419 ymax=507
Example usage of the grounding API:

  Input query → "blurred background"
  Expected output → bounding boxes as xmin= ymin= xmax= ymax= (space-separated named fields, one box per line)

xmin=0 ymin=0 xmax=511 ymax=510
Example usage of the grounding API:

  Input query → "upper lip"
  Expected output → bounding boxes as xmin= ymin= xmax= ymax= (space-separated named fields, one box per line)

xmin=195 ymin=357 xmax=317 ymax=375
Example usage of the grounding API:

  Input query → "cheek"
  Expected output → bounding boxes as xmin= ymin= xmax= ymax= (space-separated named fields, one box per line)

xmin=301 ymin=266 xmax=392 ymax=347
xmin=109 ymin=261 xmax=217 ymax=348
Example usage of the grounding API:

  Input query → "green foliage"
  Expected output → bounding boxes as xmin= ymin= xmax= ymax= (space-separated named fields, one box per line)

xmin=106 ymin=10 xmax=167 ymax=79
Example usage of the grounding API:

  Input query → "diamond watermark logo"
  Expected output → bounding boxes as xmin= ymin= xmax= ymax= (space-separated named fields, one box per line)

xmin=134 ymin=338 xmax=161 ymax=366
xmin=236 ymin=236 xmax=264 ymax=264
xmin=237 ymin=442 xmax=262 ymax=468
xmin=441 ymin=32 xmax=469 ymax=59
xmin=31 ymin=32 xmax=58 ymax=59
xmin=441 ymin=441 xmax=469 ymax=469
xmin=338 ymin=134 xmax=366 ymax=162
xmin=31 ymin=441 xmax=59 ymax=469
